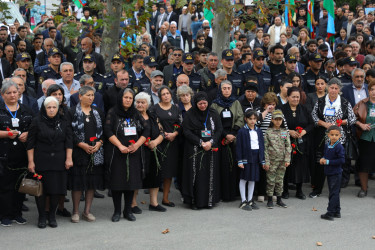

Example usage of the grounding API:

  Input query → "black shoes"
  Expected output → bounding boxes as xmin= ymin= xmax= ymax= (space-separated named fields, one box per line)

xmin=123 ymin=212 xmax=136 ymax=221
xmin=38 ymin=217 xmax=47 ymax=229
xmin=267 ymin=197 xmax=274 ymax=209
xmin=281 ymin=192 xmax=289 ymax=199
xmin=239 ymin=201 xmax=247 ymax=209
xmin=321 ymin=213 xmax=334 ymax=221
xmin=149 ymin=204 xmax=167 ymax=212
xmin=162 ymin=201 xmax=175 ymax=207
xmin=56 ymin=208 xmax=71 ymax=217
xmin=249 ymin=200 xmax=259 ymax=210
xmin=107 ymin=190 xmax=112 ymax=197
xmin=295 ymin=192 xmax=306 ymax=200
xmin=131 ymin=206 xmax=142 ymax=214
xmin=276 ymin=197 xmax=287 ymax=208
xmin=48 ymin=214 xmax=58 ymax=228
xmin=191 ymin=204 xmax=199 ymax=210
xmin=111 ymin=213 xmax=121 ymax=222
xmin=94 ymin=191 xmax=105 ymax=198
xmin=309 ymin=191 xmax=321 ymax=198
xmin=22 ymin=204 xmax=29 ymax=212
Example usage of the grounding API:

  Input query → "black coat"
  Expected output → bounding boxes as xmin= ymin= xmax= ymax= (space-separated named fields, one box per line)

xmin=0 ymin=58 xmax=13 ymax=88
xmin=75 ymin=51 xmax=105 ymax=75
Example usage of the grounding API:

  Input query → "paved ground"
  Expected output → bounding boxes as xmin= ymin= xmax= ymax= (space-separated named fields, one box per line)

xmin=1 ymin=177 xmax=375 ymax=250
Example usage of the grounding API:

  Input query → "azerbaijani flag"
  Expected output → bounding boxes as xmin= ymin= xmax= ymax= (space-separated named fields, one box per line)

xmin=72 ymin=0 xmax=87 ymax=9
xmin=323 ymin=0 xmax=335 ymax=41
xmin=307 ymin=0 xmax=315 ymax=38
xmin=204 ymin=0 xmax=214 ymax=27
xmin=284 ymin=0 xmax=295 ymax=27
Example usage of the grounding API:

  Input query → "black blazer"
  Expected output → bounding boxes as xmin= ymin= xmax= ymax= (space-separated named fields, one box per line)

xmin=341 ymin=83 xmax=369 ymax=108
xmin=0 ymin=58 xmax=12 ymax=88
xmin=21 ymin=94 xmax=39 ymax=115
xmin=168 ymin=12 xmax=179 ymax=25
xmin=150 ymin=11 xmax=160 ymax=28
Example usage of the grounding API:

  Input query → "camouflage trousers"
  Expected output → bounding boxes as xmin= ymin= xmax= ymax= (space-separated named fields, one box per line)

xmin=266 ymin=161 xmax=286 ymax=197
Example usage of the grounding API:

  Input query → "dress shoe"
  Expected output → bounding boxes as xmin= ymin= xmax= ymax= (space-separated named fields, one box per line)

xmin=149 ymin=204 xmax=167 ymax=212
xmin=281 ymin=192 xmax=289 ymax=199
xmin=107 ymin=190 xmax=112 ymax=197
xmin=94 ymin=191 xmax=105 ymax=198
xmin=295 ymin=192 xmax=306 ymax=200
xmin=22 ymin=204 xmax=29 ymax=212
xmin=357 ymin=189 xmax=367 ymax=198
xmin=56 ymin=208 xmax=71 ymax=217
xmin=162 ymin=201 xmax=175 ymax=207
xmin=321 ymin=213 xmax=334 ymax=221
xmin=123 ymin=212 xmax=136 ymax=221
xmin=48 ymin=219 xmax=58 ymax=228
xmin=131 ymin=206 xmax=142 ymax=214
xmin=37 ymin=217 xmax=47 ymax=229
xmin=191 ymin=204 xmax=198 ymax=210
xmin=111 ymin=213 xmax=121 ymax=222
xmin=333 ymin=213 xmax=341 ymax=218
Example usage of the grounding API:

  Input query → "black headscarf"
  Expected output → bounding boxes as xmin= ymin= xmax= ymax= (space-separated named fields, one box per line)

xmin=212 ymin=83 xmax=237 ymax=108
xmin=184 ymin=92 xmax=211 ymax=130
xmin=40 ymin=98 xmax=61 ymax=128
xmin=115 ymin=88 xmax=138 ymax=118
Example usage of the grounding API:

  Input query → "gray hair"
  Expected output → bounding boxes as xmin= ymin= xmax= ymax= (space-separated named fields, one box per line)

xmin=42 ymin=79 xmax=56 ymax=90
xmin=214 ymin=69 xmax=227 ymax=79
xmin=43 ymin=96 xmax=59 ymax=108
xmin=60 ymin=62 xmax=74 ymax=72
xmin=327 ymin=77 xmax=342 ymax=89
xmin=325 ymin=59 xmax=335 ymax=67
xmin=350 ymin=41 xmax=360 ymax=47
xmin=170 ymin=21 xmax=177 ymax=27
xmin=13 ymin=68 xmax=26 ymax=74
xmin=351 ymin=68 xmax=365 ymax=78
xmin=207 ymin=52 xmax=218 ymax=58
xmin=123 ymin=88 xmax=135 ymax=97
xmin=1 ymin=79 xmax=18 ymax=94
xmin=220 ymin=80 xmax=232 ymax=88
xmin=79 ymin=74 xmax=93 ymax=86
xmin=79 ymin=85 xmax=95 ymax=96
xmin=43 ymin=38 xmax=53 ymax=46
xmin=11 ymin=76 xmax=25 ymax=84
xmin=287 ymin=46 xmax=299 ymax=55
xmin=134 ymin=91 xmax=151 ymax=108
xmin=176 ymin=85 xmax=194 ymax=101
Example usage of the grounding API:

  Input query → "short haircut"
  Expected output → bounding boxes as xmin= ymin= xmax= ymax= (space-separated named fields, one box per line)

xmin=176 ymin=85 xmax=194 ymax=101
xmin=0 ymin=79 xmax=18 ymax=94
xmin=79 ymin=85 xmax=96 ymax=96
xmin=241 ymin=53 xmax=251 ymax=61
xmin=79 ymin=74 xmax=93 ymax=85
xmin=214 ymin=69 xmax=227 ymax=79
xmin=132 ymin=54 xmax=144 ymax=63
xmin=244 ymin=109 xmax=258 ymax=120
xmin=327 ymin=125 xmax=341 ymax=133
xmin=270 ymin=44 xmax=284 ymax=53
xmin=196 ymin=34 xmax=205 ymax=40
xmin=44 ymin=96 xmax=59 ymax=108
xmin=134 ymin=91 xmax=152 ymax=108
xmin=199 ymin=48 xmax=210 ymax=55
xmin=157 ymin=86 xmax=172 ymax=99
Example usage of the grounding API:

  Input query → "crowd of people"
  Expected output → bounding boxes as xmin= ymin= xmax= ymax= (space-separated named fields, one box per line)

xmin=1 ymin=0 xmax=375 ymax=228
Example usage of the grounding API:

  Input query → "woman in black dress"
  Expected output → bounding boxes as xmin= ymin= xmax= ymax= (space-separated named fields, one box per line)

xmin=211 ymin=80 xmax=244 ymax=202
xmin=151 ymin=86 xmax=182 ymax=207
xmin=105 ymin=88 xmax=148 ymax=222
xmin=0 ymin=80 xmax=33 ymax=227
xmin=133 ymin=92 xmax=166 ymax=212
xmin=68 ymin=86 xmax=105 ymax=223
xmin=27 ymin=96 xmax=73 ymax=228
xmin=281 ymin=86 xmax=314 ymax=200
xmin=182 ymin=92 xmax=223 ymax=209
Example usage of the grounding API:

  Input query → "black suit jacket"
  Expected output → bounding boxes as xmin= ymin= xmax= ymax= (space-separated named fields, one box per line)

xmin=0 ymin=58 xmax=12 ymax=88
xmin=150 ymin=11 xmax=160 ymax=29
xmin=21 ymin=94 xmax=39 ymax=115
xmin=7 ymin=34 xmax=19 ymax=43
xmin=168 ymin=12 xmax=179 ymax=25
xmin=75 ymin=51 xmax=105 ymax=75
xmin=342 ymin=83 xmax=369 ymax=108
xmin=14 ymin=37 xmax=33 ymax=54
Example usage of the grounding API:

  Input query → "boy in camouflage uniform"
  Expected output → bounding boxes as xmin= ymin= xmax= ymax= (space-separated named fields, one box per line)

xmin=264 ymin=110 xmax=292 ymax=208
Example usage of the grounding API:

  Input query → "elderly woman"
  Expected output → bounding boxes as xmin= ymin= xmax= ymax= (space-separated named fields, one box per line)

xmin=132 ymin=92 xmax=166 ymax=212
xmin=68 ymin=86 xmax=105 ymax=223
xmin=27 ymin=96 xmax=73 ymax=228
xmin=105 ymin=88 xmax=148 ymax=222
xmin=177 ymin=85 xmax=193 ymax=117
xmin=0 ymin=80 xmax=33 ymax=227
xmin=311 ymin=78 xmax=356 ymax=196
xmin=211 ymin=80 xmax=244 ymax=202
xmin=182 ymin=92 xmax=223 ymax=209
xmin=151 ymin=86 xmax=182 ymax=207
xmin=281 ymin=86 xmax=314 ymax=200
xmin=354 ymin=81 xmax=375 ymax=198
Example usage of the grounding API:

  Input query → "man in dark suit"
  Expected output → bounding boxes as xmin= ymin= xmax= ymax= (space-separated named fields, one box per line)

xmin=75 ymin=37 xmax=105 ymax=75
xmin=149 ymin=3 xmax=160 ymax=44
xmin=0 ymin=56 xmax=12 ymax=88
xmin=0 ymin=27 xmax=16 ymax=52
xmin=343 ymin=11 xmax=357 ymax=38
xmin=12 ymin=76 xmax=39 ymax=114
xmin=156 ymin=6 xmax=167 ymax=35
xmin=14 ymin=26 xmax=33 ymax=54
xmin=166 ymin=5 xmax=178 ymax=26
xmin=7 ymin=25 xmax=19 ymax=43
xmin=342 ymin=68 xmax=368 ymax=108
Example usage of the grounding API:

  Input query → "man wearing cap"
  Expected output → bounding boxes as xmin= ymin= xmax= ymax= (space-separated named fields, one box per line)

xmin=317 ymin=44 xmax=330 ymax=72
xmin=199 ymin=52 xmax=219 ymax=92
xmin=338 ymin=57 xmax=359 ymax=87
xmin=300 ymin=39 xmax=318 ymax=67
xmin=243 ymin=50 xmax=272 ymax=96
xmin=74 ymin=54 xmax=105 ymax=94
xmin=136 ymin=56 xmax=158 ymax=91
xmin=301 ymin=53 xmax=328 ymax=93
xmin=39 ymin=48 xmax=63 ymax=97
xmin=221 ymin=49 xmax=244 ymax=98
xmin=273 ymin=54 xmax=298 ymax=93
xmin=146 ymin=70 xmax=164 ymax=105
xmin=172 ymin=53 xmax=201 ymax=92
xmin=239 ymin=78 xmax=261 ymax=113
xmin=103 ymin=53 xmax=125 ymax=89
xmin=163 ymin=48 xmax=184 ymax=87
xmin=15 ymin=52 xmax=36 ymax=91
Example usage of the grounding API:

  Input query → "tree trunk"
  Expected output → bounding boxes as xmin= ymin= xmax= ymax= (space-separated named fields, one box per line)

xmin=212 ymin=1 xmax=231 ymax=59
xmin=101 ymin=0 xmax=123 ymax=71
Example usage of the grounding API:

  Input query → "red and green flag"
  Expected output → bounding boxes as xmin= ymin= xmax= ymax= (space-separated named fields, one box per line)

xmin=307 ymin=0 xmax=315 ymax=38
xmin=323 ymin=0 xmax=335 ymax=41
xmin=72 ymin=0 xmax=87 ymax=9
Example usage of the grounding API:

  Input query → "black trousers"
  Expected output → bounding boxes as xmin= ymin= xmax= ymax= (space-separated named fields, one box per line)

xmin=111 ymin=190 xmax=134 ymax=215
xmin=0 ymin=190 xmax=24 ymax=220
xmin=181 ymin=31 xmax=192 ymax=51
xmin=327 ymin=173 xmax=341 ymax=215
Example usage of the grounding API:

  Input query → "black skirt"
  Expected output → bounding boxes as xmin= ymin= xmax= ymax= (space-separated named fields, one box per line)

xmin=142 ymin=148 xmax=162 ymax=189
xmin=39 ymin=170 xmax=67 ymax=195
xmin=358 ymin=139 xmax=375 ymax=173
xmin=68 ymin=163 xmax=105 ymax=191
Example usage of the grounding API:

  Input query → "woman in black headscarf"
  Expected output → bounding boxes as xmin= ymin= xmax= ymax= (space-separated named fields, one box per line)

xmin=182 ymin=92 xmax=223 ymax=210
xmin=104 ymin=88 xmax=148 ymax=222
xmin=211 ymin=80 xmax=244 ymax=202
xmin=27 ymin=96 xmax=73 ymax=228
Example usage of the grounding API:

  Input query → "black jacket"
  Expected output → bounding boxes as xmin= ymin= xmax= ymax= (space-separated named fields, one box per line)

xmin=75 ymin=51 xmax=105 ymax=75
xmin=0 ymin=58 xmax=13 ymax=88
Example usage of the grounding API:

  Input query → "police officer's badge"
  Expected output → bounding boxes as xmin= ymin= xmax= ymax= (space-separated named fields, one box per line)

xmin=226 ymin=51 xmax=233 ymax=57
xmin=207 ymin=79 xmax=211 ymax=87
xmin=98 ymin=82 xmax=103 ymax=90
xmin=168 ymin=81 xmax=173 ymax=88
xmin=39 ymin=76 xmax=44 ymax=84
xmin=133 ymin=87 xmax=139 ymax=94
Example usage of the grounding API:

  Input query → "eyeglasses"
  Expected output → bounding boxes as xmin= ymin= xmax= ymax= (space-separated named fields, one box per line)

xmin=354 ymin=75 xmax=364 ymax=78
xmin=174 ymin=54 xmax=182 ymax=57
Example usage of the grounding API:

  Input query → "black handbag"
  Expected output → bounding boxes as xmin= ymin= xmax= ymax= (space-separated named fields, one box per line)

xmin=345 ymin=130 xmax=359 ymax=160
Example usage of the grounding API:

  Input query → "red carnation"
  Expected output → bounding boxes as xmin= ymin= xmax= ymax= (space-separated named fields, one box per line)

xmin=33 ymin=173 xmax=38 ymax=178
xmin=212 ymin=148 xmax=218 ymax=152
xmin=296 ymin=126 xmax=303 ymax=134
xmin=144 ymin=137 xmax=151 ymax=146
xmin=37 ymin=175 xmax=42 ymax=180
xmin=173 ymin=124 xmax=180 ymax=129
xmin=221 ymin=138 xmax=226 ymax=146
xmin=336 ymin=119 xmax=342 ymax=127
xmin=90 ymin=137 xmax=97 ymax=142
xmin=129 ymin=140 xmax=136 ymax=144
xmin=8 ymin=131 xmax=13 ymax=137
xmin=293 ymin=151 xmax=297 ymax=155
xmin=291 ymin=143 xmax=296 ymax=149
xmin=6 ymin=127 xmax=10 ymax=131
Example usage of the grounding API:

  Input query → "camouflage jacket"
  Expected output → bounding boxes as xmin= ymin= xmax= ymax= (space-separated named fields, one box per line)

xmin=264 ymin=128 xmax=292 ymax=165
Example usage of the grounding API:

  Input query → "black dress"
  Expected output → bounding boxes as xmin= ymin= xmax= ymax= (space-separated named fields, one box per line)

xmin=151 ymin=103 xmax=182 ymax=179
xmin=68 ymin=107 xmax=105 ymax=191
xmin=281 ymin=104 xmax=314 ymax=183
xmin=142 ymin=111 xmax=162 ymax=189
xmin=182 ymin=107 xmax=223 ymax=208
xmin=104 ymin=108 xmax=149 ymax=191
xmin=27 ymin=111 xmax=73 ymax=195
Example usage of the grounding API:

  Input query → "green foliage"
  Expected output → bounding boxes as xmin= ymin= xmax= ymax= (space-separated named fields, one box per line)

xmin=335 ymin=0 xmax=363 ymax=11
xmin=0 ymin=2 xmax=12 ymax=23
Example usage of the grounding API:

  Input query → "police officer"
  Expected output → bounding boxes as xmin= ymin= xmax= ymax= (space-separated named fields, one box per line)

xmin=172 ymin=53 xmax=201 ymax=92
xmin=103 ymin=53 xmax=126 ymax=89
xmin=15 ymin=52 xmax=36 ymax=91
xmin=243 ymin=50 xmax=272 ymax=97
xmin=199 ymin=52 xmax=219 ymax=92
xmin=302 ymin=53 xmax=328 ymax=93
xmin=74 ymin=54 xmax=105 ymax=93
xmin=338 ymin=57 xmax=358 ymax=87
xmin=221 ymin=49 xmax=244 ymax=98
xmin=273 ymin=54 xmax=298 ymax=93
xmin=39 ymin=47 xmax=62 ymax=97
xmin=136 ymin=56 xmax=158 ymax=91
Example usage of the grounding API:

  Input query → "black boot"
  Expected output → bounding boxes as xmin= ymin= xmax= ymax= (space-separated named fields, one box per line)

xmin=267 ymin=196 xmax=273 ymax=209
xmin=35 ymin=195 xmax=47 ymax=229
xmin=295 ymin=183 xmax=306 ymax=200
xmin=276 ymin=196 xmax=287 ymax=208
xmin=48 ymin=195 xmax=58 ymax=228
